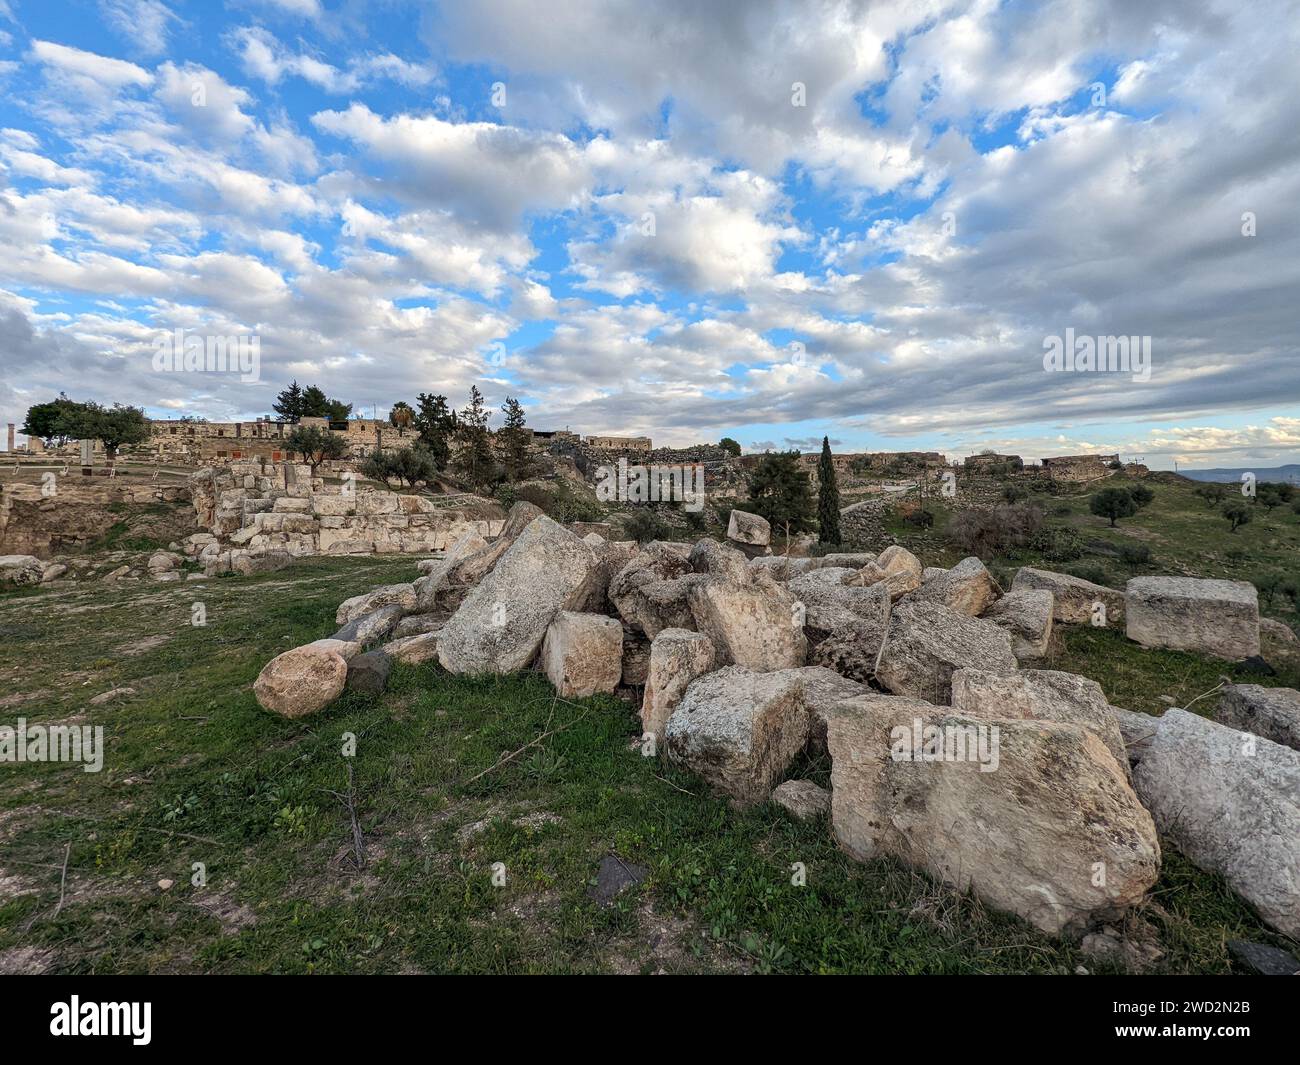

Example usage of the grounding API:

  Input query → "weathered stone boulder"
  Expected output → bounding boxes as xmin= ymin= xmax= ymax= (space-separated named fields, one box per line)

xmin=790 ymin=665 xmax=867 ymax=750
xmin=1133 ymin=709 xmax=1300 ymax=938
xmin=414 ymin=528 xmax=489 ymax=612
xmin=380 ymin=631 xmax=440 ymax=665
xmin=748 ymin=555 xmax=822 ymax=581
xmin=146 ymin=550 xmax=183 ymax=574
xmin=574 ymin=539 xmax=639 ymax=615
xmin=336 ymin=583 xmax=417 ymax=625
xmin=789 ymin=569 xmax=891 ymax=639
xmin=827 ymin=693 xmax=1160 ymax=935
xmin=443 ymin=501 xmax=543 ymax=588
xmin=1260 ymin=618 xmax=1297 ymax=644
xmin=302 ymin=636 xmax=361 ymax=662
xmin=333 ymin=604 xmax=405 ymax=647
xmin=665 ymin=666 xmax=809 ymax=805
xmin=609 ymin=541 xmax=696 ymax=637
xmin=726 ymin=509 xmax=770 ymax=548
xmin=849 ymin=545 xmax=922 ymax=600
xmin=254 ymin=643 xmax=349 ymax=717
xmin=950 ymin=667 xmax=1128 ymax=774
xmin=345 ymin=651 xmax=392 ymax=694
xmin=914 ymin=556 xmax=997 ymax=616
xmin=876 ymin=601 xmax=1017 ymax=703
xmin=687 ymin=572 xmax=807 ymax=670
xmin=0 ymin=555 xmax=45 ymax=586
xmin=1214 ymin=684 xmax=1300 ymax=752
xmin=772 ymin=779 xmax=831 ymax=820
xmin=688 ymin=538 xmax=750 ymax=582
xmin=984 ymin=589 xmax=1054 ymax=659
xmin=820 ymin=552 xmax=878 ymax=569
xmin=1125 ymin=577 xmax=1260 ymax=661
xmin=540 ymin=611 xmax=623 ymax=698
xmin=1011 ymin=567 xmax=1124 ymax=626
xmin=642 ymin=628 xmax=716 ymax=743
xmin=437 ymin=516 xmax=599 ymax=675
xmin=392 ymin=612 xmax=443 ymax=639
xmin=809 ymin=614 xmax=890 ymax=683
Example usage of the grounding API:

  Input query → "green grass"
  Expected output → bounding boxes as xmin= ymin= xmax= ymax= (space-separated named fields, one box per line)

xmin=2 ymin=554 xmax=1296 ymax=974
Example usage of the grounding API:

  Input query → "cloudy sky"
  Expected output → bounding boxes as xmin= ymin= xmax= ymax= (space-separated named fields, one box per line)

xmin=0 ymin=0 xmax=1297 ymax=469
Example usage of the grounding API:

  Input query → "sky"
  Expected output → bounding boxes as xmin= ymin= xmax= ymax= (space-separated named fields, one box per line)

xmin=0 ymin=0 xmax=1297 ymax=469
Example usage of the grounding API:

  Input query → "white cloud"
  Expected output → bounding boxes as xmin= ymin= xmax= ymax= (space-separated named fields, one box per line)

xmin=29 ymin=40 xmax=153 ymax=87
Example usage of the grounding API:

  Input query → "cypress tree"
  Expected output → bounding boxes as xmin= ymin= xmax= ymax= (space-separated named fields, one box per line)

xmin=817 ymin=436 xmax=841 ymax=544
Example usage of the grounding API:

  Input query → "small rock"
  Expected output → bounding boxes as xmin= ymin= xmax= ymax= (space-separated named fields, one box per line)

xmin=772 ymin=779 xmax=831 ymax=820
xmin=588 ymin=855 xmax=648 ymax=906
xmin=158 ymin=879 xmax=174 ymax=891
xmin=1227 ymin=939 xmax=1300 ymax=975
xmin=345 ymin=651 xmax=392 ymax=694
xmin=89 ymin=686 xmax=136 ymax=706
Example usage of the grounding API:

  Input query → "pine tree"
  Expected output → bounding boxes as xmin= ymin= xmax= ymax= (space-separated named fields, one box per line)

xmin=500 ymin=396 xmax=529 ymax=481
xmin=747 ymin=451 xmax=815 ymax=533
xmin=456 ymin=385 xmax=496 ymax=488
xmin=817 ymin=436 xmax=841 ymax=544
xmin=413 ymin=393 xmax=455 ymax=469
xmin=272 ymin=380 xmax=305 ymax=422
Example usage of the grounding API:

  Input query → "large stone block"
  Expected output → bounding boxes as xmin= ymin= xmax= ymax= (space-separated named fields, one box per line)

xmin=1214 ymin=684 xmax=1300 ymax=752
xmin=437 ymin=516 xmax=599 ymax=675
xmin=1011 ymin=567 xmax=1124 ymax=626
xmin=828 ymin=694 xmax=1160 ymax=935
xmin=1133 ymin=709 xmax=1300 ymax=938
xmin=665 ymin=666 xmax=809 ymax=805
xmin=540 ymin=611 xmax=623 ymax=698
xmin=336 ymin=583 xmax=417 ymax=625
xmin=983 ymin=589 xmax=1054 ymax=660
xmin=726 ymin=509 xmax=770 ymax=548
xmin=687 ymin=572 xmax=807 ymax=670
xmin=1125 ymin=577 xmax=1259 ymax=660
xmin=641 ymin=628 xmax=716 ymax=743
xmin=950 ymin=667 xmax=1128 ymax=774
xmin=914 ymin=556 xmax=997 ymax=616
xmin=876 ymin=601 xmax=1017 ymax=703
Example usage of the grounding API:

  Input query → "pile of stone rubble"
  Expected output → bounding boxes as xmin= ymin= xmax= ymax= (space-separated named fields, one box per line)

xmin=252 ymin=505 xmax=1300 ymax=945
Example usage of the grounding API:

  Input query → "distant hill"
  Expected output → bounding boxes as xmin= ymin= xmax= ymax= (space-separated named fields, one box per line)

xmin=1179 ymin=463 xmax=1300 ymax=484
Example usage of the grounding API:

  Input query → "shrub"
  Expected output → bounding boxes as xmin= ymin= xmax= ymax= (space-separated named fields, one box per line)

xmin=623 ymin=508 xmax=667 ymax=543
xmin=1128 ymin=484 xmax=1155 ymax=508
xmin=947 ymin=502 xmax=1044 ymax=559
xmin=1254 ymin=570 xmax=1286 ymax=608
xmin=1067 ymin=562 xmax=1110 ymax=586
xmin=1030 ymin=525 xmax=1085 ymax=562
xmin=1117 ymin=543 xmax=1152 ymax=568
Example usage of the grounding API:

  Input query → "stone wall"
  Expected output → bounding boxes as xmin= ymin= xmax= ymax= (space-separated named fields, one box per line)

xmin=188 ymin=461 xmax=505 ymax=572
xmin=0 ymin=477 xmax=193 ymax=557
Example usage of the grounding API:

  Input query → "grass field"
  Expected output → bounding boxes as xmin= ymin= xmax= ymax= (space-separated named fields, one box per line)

xmin=2 ymin=542 xmax=1298 ymax=974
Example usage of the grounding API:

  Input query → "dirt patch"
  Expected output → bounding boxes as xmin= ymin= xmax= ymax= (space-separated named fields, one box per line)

xmin=115 ymin=634 xmax=171 ymax=656
xmin=602 ymin=899 xmax=750 ymax=975
xmin=0 ymin=946 xmax=56 ymax=975
xmin=191 ymin=891 xmax=258 ymax=936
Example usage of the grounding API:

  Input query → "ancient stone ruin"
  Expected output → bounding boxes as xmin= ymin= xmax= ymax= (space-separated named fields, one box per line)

xmin=249 ymin=506 xmax=1300 ymax=945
